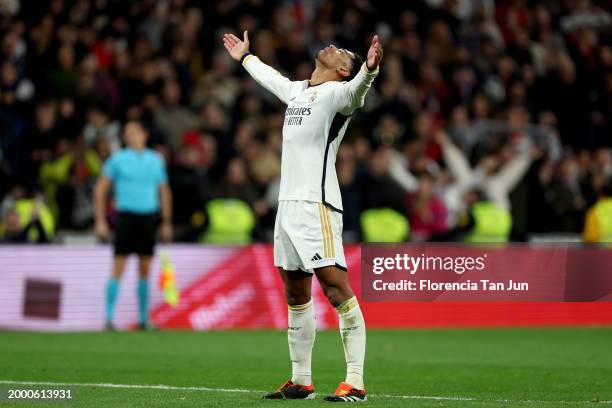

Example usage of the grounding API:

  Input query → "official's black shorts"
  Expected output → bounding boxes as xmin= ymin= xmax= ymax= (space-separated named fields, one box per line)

xmin=114 ymin=212 xmax=158 ymax=256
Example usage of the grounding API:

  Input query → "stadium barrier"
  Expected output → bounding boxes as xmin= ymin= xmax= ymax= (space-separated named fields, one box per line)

xmin=1 ymin=244 xmax=611 ymax=331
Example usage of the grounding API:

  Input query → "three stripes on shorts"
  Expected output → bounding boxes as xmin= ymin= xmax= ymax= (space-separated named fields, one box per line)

xmin=317 ymin=203 xmax=334 ymax=258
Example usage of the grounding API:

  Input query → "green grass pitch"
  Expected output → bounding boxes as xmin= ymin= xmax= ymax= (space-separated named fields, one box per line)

xmin=0 ymin=328 xmax=611 ymax=407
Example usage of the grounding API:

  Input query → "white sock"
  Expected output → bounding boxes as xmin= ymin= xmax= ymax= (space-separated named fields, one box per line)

xmin=337 ymin=296 xmax=366 ymax=390
xmin=288 ymin=299 xmax=316 ymax=386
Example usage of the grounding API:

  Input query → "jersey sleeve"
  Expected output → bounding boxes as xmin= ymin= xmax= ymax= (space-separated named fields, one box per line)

xmin=333 ymin=62 xmax=379 ymax=115
xmin=242 ymin=54 xmax=302 ymax=104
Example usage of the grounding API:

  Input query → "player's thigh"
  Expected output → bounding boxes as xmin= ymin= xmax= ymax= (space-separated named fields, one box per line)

xmin=290 ymin=202 xmax=347 ymax=272
xmin=278 ymin=267 xmax=312 ymax=306
xmin=274 ymin=202 xmax=303 ymax=272
xmin=314 ymin=205 xmax=354 ymax=306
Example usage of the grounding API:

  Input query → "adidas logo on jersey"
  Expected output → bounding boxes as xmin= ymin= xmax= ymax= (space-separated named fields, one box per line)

xmin=311 ymin=253 xmax=322 ymax=261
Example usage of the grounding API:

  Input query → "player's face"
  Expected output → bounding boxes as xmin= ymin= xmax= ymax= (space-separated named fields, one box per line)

xmin=317 ymin=44 xmax=354 ymax=79
xmin=123 ymin=122 xmax=148 ymax=149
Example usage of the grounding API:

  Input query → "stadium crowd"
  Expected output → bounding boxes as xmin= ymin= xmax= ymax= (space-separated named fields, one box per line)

xmin=0 ymin=0 xmax=611 ymax=243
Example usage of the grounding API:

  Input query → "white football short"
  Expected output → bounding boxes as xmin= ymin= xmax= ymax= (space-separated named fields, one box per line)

xmin=274 ymin=200 xmax=347 ymax=273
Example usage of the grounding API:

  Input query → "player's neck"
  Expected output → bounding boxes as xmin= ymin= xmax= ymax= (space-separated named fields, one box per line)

xmin=309 ymin=65 xmax=341 ymax=86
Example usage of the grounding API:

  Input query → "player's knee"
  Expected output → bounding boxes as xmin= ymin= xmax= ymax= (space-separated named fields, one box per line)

xmin=284 ymin=288 xmax=310 ymax=306
xmin=322 ymin=282 xmax=354 ymax=307
xmin=322 ymin=285 xmax=343 ymax=307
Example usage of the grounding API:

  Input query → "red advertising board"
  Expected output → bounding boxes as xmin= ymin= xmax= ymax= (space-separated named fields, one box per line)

xmin=152 ymin=244 xmax=612 ymax=329
xmin=152 ymin=245 xmax=340 ymax=329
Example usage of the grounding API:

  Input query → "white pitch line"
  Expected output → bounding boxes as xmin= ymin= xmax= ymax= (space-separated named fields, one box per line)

xmin=375 ymin=393 xmax=476 ymax=401
xmin=0 ymin=380 xmax=610 ymax=405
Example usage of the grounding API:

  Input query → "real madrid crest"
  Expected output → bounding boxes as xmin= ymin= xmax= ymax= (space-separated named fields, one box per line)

xmin=309 ymin=91 xmax=318 ymax=103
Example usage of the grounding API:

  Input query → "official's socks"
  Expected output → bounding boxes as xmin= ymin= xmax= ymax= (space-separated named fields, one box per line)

xmin=137 ymin=278 xmax=149 ymax=325
xmin=105 ymin=278 xmax=119 ymax=322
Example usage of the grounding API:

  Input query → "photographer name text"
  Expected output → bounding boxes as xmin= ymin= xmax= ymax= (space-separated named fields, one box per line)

xmin=372 ymin=279 xmax=529 ymax=292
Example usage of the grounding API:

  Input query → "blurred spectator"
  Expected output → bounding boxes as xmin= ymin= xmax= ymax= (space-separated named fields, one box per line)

xmin=431 ymin=188 xmax=512 ymax=243
xmin=337 ymin=144 xmax=362 ymax=242
xmin=1 ymin=197 xmax=53 ymax=243
xmin=583 ymin=177 xmax=612 ymax=243
xmin=436 ymin=129 xmax=533 ymax=214
xmin=154 ymin=80 xmax=199 ymax=152
xmin=0 ymin=0 xmax=610 ymax=243
xmin=541 ymin=154 xmax=587 ymax=232
xmin=406 ymin=172 xmax=447 ymax=241
xmin=362 ymin=149 xmax=406 ymax=215
xmin=1 ymin=207 xmax=44 ymax=243
xmin=23 ymin=101 xmax=59 ymax=183
xmin=83 ymin=105 xmax=121 ymax=152
xmin=215 ymin=157 xmax=260 ymax=211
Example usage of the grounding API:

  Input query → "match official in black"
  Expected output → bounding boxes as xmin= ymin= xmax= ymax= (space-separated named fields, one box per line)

xmin=94 ymin=120 xmax=172 ymax=330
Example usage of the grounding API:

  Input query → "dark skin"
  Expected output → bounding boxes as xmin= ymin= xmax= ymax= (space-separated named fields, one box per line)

xmin=223 ymin=31 xmax=383 ymax=307
xmin=279 ymin=266 xmax=354 ymax=308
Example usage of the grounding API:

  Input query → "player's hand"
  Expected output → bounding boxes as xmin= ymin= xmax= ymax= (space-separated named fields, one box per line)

xmin=366 ymin=34 xmax=383 ymax=71
xmin=223 ymin=31 xmax=250 ymax=62
xmin=95 ymin=220 xmax=110 ymax=242
xmin=160 ymin=221 xmax=173 ymax=243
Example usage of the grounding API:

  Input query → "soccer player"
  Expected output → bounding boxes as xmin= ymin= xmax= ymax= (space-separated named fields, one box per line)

xmin=93 ymin=120 xmax=173 ymax=330
xmin=223 ymin=31 xmax=382 ymax=402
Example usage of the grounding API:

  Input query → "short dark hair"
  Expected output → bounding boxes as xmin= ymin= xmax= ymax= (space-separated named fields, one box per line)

xmin=346 ymin=52 xmax=364 ymax=82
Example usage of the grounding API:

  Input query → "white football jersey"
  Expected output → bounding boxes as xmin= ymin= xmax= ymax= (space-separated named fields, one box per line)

xmin=242 ymin=54 xmax=378 ymax=212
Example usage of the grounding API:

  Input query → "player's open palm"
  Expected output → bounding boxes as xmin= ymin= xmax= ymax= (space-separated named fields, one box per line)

xmin=223 ymin=31 xmax=250 ymax=62
xmin=367 ymin=35 xmax=383 ymax=71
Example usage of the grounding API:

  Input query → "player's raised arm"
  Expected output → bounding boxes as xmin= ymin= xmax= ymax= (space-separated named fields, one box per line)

xmin=338 ymin=35 xmax=383 ymax=114
xmin=223 ymin=31 xmax=297 ymax=104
